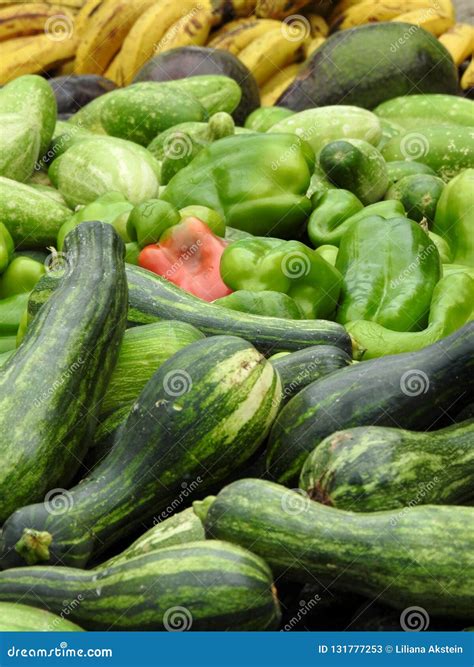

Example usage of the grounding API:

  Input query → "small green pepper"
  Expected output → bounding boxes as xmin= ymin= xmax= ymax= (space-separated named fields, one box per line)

xmin=0 ymin=292 xmax=29 ymax=336
xmin=220 ymin=237 xmax=341 ymax=319
xmin=0 ymin=256 xmax=45 ymax=299
xmin=0 ymin=223 xmax=14 ymax=274
xmin=178 ymin=206 xmax=225 ymax=237
xmin=126 ymin=199 xmax=180 ymax=249
xmin=214 ymin=290 xmax=303 ymax=319
xmin=336 ymin=216 xmax=441 ymax=331
xmin=428 ymin=231 xmax=453 ymax=264
xmin=315 ymin=245 xmax=338 ymax=266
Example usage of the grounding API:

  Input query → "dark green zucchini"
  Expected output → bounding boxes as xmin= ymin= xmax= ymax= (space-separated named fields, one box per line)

xmin=270 ymin=345 xmax=352 ymax=405
xmin=0 ymin=602 xmax=83 ymax=632
xmin=384 ymin=173 xmax=445 ymax=223
xmin=0 ymin=222 xmax=127 ymax=523
xmin=204 ymin=479 xmax=474 ymax=620
xmin=0 ymin=336 xmax=281 ymax=569
xmin=27 ymin=263 xmax=353 ymax=355
xmin=267 ymin=322 xmax=474 ymax=485
xmin=299 ymin=420 xmax=474 ymax=511
xmin=0 ymin=541 xmax=281 ymax=631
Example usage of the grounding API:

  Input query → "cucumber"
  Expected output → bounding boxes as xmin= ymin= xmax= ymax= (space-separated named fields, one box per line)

xmin=266 ymin=322 xmax=474 ymax=485
xmin=385 ymin=160 xmax=436 ymax=183
xmin=319 ymin=139 xmax=388 ymax=205
xmin=384 ymin=174 xmax=445 ymax=223
xmin=165 ymin=76 xmax=242 ymax=116
xmin=0 ymin=222 xmax=127 ymax=523
xmin=299 ymin=420 xmax=474 ymax=511
xmin=0 ymin=113 xmax=40 ymax=182
xmin=0 ymin=177 xmax=71 ymax=248
xmin=0 ymin=541 xmax=281 ymax=631
xmin=0 ymin=602 xmax=83 ymax=632
xmin=374 ymin=94 xmax=474 ymax=129
xmin=97 ymin=507 xmax=205 ymax=569
xmin=204 ymin=479 xmax=474 ymax=620
xmin=381 ymin=125 xmax=474 ymax=181
xmin=0 ymin=336 xmax=281 ymax=568
xmin=270 ymin=345 xmax=352 ymax=405
xmin=101 ymin=320 xmax=205 ymax=415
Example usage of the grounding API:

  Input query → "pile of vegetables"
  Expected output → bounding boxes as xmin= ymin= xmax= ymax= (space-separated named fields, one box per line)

xmin=0 ymin=40 xmax=473 ymax=633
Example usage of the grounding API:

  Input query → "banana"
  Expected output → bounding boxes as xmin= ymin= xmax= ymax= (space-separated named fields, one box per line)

xmin=438 ymin=23 xmax=474 ymax=66
xmin=211 ymin=0 xmax=257 ymax=22
xmin=53 ymin=56 xmax=75 ymax=74
xmin=461 ymin=56 xmax=474 ymax=90
xmin=208 ymin=18 xmax=281 ymax=54
xmin=0 ymin=32 xmax=77 ymax=83
xmin=116 ymin=0 xmax=205 ymax=86
xmin=255 ymin=0 xmax=312 ymax=20
xmin=328 ymin=0 xmax=367 ymax=27
xmin=74 ymin=0 xmax=159 ymax=75
xmin=74 ymin=0 xmax=102 ymax=36
xmin=304 ymin=35 xmax=325 ymax=59
xmin=0 ymin=0 xmax=84 ymax=6
xmin=207 ymin=17 xmax=257 ymax=40
xmin=103 ymin=48 xmax=121 ymax=84
xmin=238 ymin=26 xmax=307 ymax=86
xmin=392 ymin=8 xmax=454 ymax=37
xmin=336 ymin=0 xmax=444 ymax=31
xmin=260 ymin=62 xmax=300 ymax=105
xmin=155 ymin=5 xmax=213 ymax=53
xmin=303 ymin=12 xmax=328 ymax=38
xmin=0 ymin=3 xmax=75 ymax=41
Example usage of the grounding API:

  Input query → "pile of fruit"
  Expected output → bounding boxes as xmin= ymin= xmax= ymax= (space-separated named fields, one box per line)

xmin=1 ymin=0 xmax=473 ymax=101
xmin=0 ymin=10 xmax=473 ymax=634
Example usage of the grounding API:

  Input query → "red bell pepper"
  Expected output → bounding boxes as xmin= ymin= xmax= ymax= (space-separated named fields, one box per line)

xmin=138 ymin=217 xmax=232 ymax=301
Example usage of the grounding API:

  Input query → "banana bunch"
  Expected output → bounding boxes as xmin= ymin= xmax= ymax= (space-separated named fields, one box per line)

xmin=0 ymin=2 xmax=79 ymax=83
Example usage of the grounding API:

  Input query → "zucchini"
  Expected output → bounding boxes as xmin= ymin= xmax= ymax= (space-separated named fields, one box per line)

xmin=299 ymin=420 xmax=474 ymax=511
xmin=270 ymin=345 xmax=352 ymax=405
xmin=0 ymin=541 xmax=281 ymax=631
xmin=267 ymin=322 xmax=474 ymax=485
xmin=0 ymin=602 xmax=83 ymax=632
xmin=204 ymin=479 xmax=474 ymax=620
xmin=0 ymin=222 xmax=127 ymax=523
xmin=0 ymin=336 xmax=281 ymax=568
xmin=384 ymin=173 xmax=445 ymax=223
xmin=27 ymin=263 xmax=354 ymax=356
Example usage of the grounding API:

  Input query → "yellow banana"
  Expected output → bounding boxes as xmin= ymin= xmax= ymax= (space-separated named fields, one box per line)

xmin=0 ymin=32 xmax=77 ymax=83
xmin=328 ymin=0 xmax=367 ymax=27
xmin=0 ymin=3 xmax=75 ymax=41
xmin=116 ymin=0 xmax=205 ymax=86
xmin=103 ymin=48 xmax=121 ymax=84
xmin=260 ymin=62 xmax=300 ymax=105
xmin=0 ymin=0 xmax=84 ymax=6
xmin=438 ymin=23 xmax=474 ymax=66
xmin=53 ymin=56 xmax=75 ymax=74
xmin=74 ymin=0 xmax=158 ymax=75
xmin=255 ymin=0 xmax=312 ymax=20
xmin=337 ymin=0 xmax=444 ymax=31
xmin=238 ymin=26 xmax=307 ymax=86
xmin=207 ymin=16 xmax=257 ymax=40
xmin=461 ymin=56 xmax=474 ymax=90
xmin=392 ymin=8 xmax=454 ymax=37
xmin=155 ymin=5 xmax=213 ymax=53
xmin=211 ymin=0 xmax=257 ymax=22
xmin=74 ymin=0 xmax=102 ymax=36
xmin=303 ymin=12 xmax=328 ymax=38
xmin=304 ymin=35 xmax=325 ymax=59
xmin=208 ymin=18 xmax=281 ymax=54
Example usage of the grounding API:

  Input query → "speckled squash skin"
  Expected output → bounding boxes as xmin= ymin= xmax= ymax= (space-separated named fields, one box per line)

xmin=0 ymin=602 xmax=83 ymax=631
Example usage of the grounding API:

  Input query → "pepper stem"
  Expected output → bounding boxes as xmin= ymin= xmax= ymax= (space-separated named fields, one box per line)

xmin=15 ymin=528 xmax=52 ymax=565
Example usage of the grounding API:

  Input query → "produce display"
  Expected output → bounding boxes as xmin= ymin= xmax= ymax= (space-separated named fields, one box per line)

xmin=0 ymin=2 xmax=473 ymax=639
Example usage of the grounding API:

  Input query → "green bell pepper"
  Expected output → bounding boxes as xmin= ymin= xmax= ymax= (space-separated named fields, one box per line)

xmin=161 ymin=133 xmax=314 ymax=239
xmin=0 ymin=223 xmax=14 ymax=274
xmin=308 ymin=197 xmax=405 ymax=248
xmin=57 ymin=191 xmax=134 ymax=250
xmin=346 ymin=271 xmax=474 ymax=358
xmin=432 ymin=169 xmax=474 ymax=267
xmin=214 ymin=290 xmax=303 ymax=319
xmin=315 ymin=245 xmax=338 ymax=266
xmin=428 ymin=231 xmax=453 ymax=264
xmin=0 ymin=256 xmax=45 ymax=299
xmin=0 ymin=292 xmax=29 ymax=336
xmin=220 ymin=237 xmax=341 ymax=319
xmin=178 ymin=206 xmax=225 ymax=237
xmin=126 ymin=199 xmax=180 ymax=249
xmin=336 ymin=216 xmax=441 ymax=331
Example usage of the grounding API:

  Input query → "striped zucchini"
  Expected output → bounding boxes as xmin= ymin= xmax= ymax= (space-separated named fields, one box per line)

xmin=0 ymin=541 xmax=281 ymax=631
xmin=0 ymin=602 xmax=83 ymax=632
xmin=299 ymin=420 xmax=474 ymax=511
xmin=0 ymin=222 xmax=127 ymax=523
xmin=204 ymin=479 xmax=474 ymax=620
xmin=0 ymin=336 xmax=281 ymax=569
xmin=267 ymin=322 xmax=474 ymax=485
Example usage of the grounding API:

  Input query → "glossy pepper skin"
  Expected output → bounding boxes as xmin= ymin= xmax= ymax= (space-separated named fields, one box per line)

xmin=161 ymin=133 xmax=314 ymax=239
xmin=336 ymin=216 xmax=441 ymax=331
xmin=0 ymin=256 xmax=45 ymax=299
xmin=0 ymin=223 xmax=14 ymax=274
xmin=0 ymin=292 xmax=29 ymax=336
xmin=214 ymin=290 xmax=303 ymax=319
xmin=138 ymin=217 xmax=232 ymax=301
xmin=432 ymin=169 xmax=474 ymax=267
xmin=127 ymin=199 xmax=180 ymax=249
xmin=220 ymin=237 xmax=342 ymax=319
